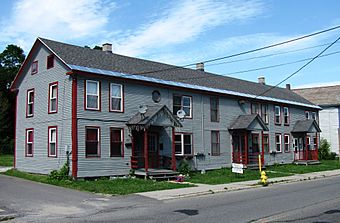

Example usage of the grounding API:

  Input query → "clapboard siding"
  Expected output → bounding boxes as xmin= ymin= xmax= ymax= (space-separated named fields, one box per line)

xmin=15 ymin=44 xmax=72 ymax=174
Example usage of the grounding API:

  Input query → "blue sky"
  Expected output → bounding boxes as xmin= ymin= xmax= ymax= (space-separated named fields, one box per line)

xmin=0 ymin=0 xmax=339 ymax=88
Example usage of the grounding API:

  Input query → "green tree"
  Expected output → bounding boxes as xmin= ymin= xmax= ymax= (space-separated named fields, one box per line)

xmin=0 ymin=44 xmax=25 ymax=154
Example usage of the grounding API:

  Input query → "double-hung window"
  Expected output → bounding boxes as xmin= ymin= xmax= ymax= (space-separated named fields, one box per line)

xmin=47 ymin=55 xmax=54 ymax=69
xmin=274 ymin=106 xmax=281 ymax=125
xmin=263 ymin=134 xmax=269 ymax=153
xmin=110 ymin=83 xmax=123 ymax=112
xmin=251 ymin=103 xmax=260 ymax=115
xmin=31 ymin=61 xmax=38 ymax=74
xmin=283 ymin=107 xmax=290 ymax=125
xmin=211 ymin=131 xmax=220 ymax=156
xmin=311 ymin=112 xmax=317 ymax=120
xmin=173 ymin=95 xmax=192 ymax=118
xmin=284 ymin=134 xmax=290 ymax=152
xmin=48 ymin=82 xmax=58 ymax=113
xmin=210 ymin=97 xmax=219 ymax=122
xmin=26 ymin=89 xmax=34 ymax=117
xmin=26 ymin=129 xmax=34 ymax=157
xmin=313 ymin=137 xmax=317 ymax=149
xmin=85 ymin=80 xmax=100 ymax=110
xmin=275 ymin=134 xmax=282 ymax=152
xmin=48 ymin=127 xmax=57 ymax=157
xmin=261 ymin=104 xmax=269 ymax=124
xmin=175 ymin=133 xmax=192 ymax=155
xmin=86 ymin=127 xmax=100 ymax=157
xmin=110 ymin=128 xmax=123 ymax=157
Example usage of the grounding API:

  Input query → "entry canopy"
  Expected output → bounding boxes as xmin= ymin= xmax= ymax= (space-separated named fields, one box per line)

xmin=229 ymin=114 xmax=269 ymax=131
xmin=291 ymin=119 xmax=321 ymax=133
xmin=127 ymin=105 xmax=182 ymax=131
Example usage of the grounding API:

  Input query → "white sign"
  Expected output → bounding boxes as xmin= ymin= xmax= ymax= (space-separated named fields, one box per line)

xmin=232 ymin=163 xmax=244 ymax=174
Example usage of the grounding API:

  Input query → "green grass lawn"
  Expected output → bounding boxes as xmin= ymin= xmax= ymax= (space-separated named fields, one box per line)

xmin=3 ymin=169 xmax=193 ymax=195
xmin=267 ymin=160 xmax=340 ymax=174
xmin=0 ymin=154 xmax=14 ymax=167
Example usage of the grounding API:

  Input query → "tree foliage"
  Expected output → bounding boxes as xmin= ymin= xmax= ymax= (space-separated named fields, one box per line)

xmin=0 ymin=44 xmax=25 ymax=154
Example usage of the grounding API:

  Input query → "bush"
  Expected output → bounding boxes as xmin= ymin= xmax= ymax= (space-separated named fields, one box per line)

xmin=318 ymin=138 xmax=336 ymax=160
xmin=48 ymin=162 xmax=71 ymax=181
xmin=178 ymin=158 xmax=191 ymax=175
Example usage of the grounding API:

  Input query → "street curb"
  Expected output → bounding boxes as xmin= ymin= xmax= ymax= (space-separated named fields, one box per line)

xmin=0 ymin=213 xmax=16 ymax=221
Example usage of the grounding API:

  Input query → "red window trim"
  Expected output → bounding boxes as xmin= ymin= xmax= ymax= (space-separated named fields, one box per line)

xmin=274 ymin=105 xmax=281 ymax=125
xmin=47 ymin=55 xmax=54 ymax=69
xmin=110 ymin=127 xmax=124 ymax=157
xmin=85 ymin=126 xmax=101 ymax=158
xmin=284 ymin=133 xmax=290 ymax=153
xmin=173 ymin=94 xmax=193 ymax=119
xmin=48 ymin=82 xmax=58 ymax=114
xmin=48 ymin=126 xmax=58 ymax=158
xmin=210 ymin=96 xmax=219 ymax=122
xmin=211 ymin=130 xmax=220 ymax=156
xmin=263 ymin=133 xmax=270 ymax=154
xmin=25 ymin=128 xmax=34 ymax=157
xmin=26 ymin=88 xmax=35 ymax=118
xmin=84 ymin=80 xmax=101 ymax=111
xmin=275 ymin=133 xmax=282 ymax=153
xmin=31 ymin=61 xmax=38 ymax=75
xmin=109 ymin=83 xmax=124 ymax=113
xmin=283 ymin=107 xmax=290 ymax=126
xmin=174 ymin=132 xmax=194 ymax=156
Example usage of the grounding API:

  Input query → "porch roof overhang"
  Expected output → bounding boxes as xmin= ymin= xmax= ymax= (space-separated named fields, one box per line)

xmin=228 ymin=114 xmax=269 ymax=131
xmin=291 ymin=119 xmax=321 ymax=133
xmin=126 ymin=104 xmax=182 ymax=131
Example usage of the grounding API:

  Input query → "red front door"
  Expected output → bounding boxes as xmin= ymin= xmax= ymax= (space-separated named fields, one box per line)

xmin=148 ymin=133 xmax=159 ymax=168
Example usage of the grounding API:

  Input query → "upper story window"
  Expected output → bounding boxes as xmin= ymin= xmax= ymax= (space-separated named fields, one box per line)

xmin=26 ymin=89 xmax=34 ymax=117
xmin=274 ymin=105 xmax=281 ymax=125
xmin=261 ymin=104 xmax=269 ymax=124
xmin=305 ymin=111 xmax=310 ymax=119
xmin=284 ymin=134 xmax=290 ymax=152
xmin=47 ymin=55 xmax=54 ymax=69
xmin=48 ymin=82 xmax=58 ymax=114
xmin=173 ymin=95 xmax=192 ymax=118
xmin=85 ymin=80 xmax=100 ymax=110
xmin=211 ymin=131 xmax=220 ymax=156
xmin=110 ymin=128 xmax=123 ymax=157
xmin=31 ymin=61 xmax=38 ymax=74
xmin=110 ymin=83 xmax=123 ymax=112
xmin=25 ymin=129 xmax=34 ymax=157
xmin=283 ymin=107 xmax=290 ymax=125
xmin=251 ymin=103 xmax=260 ymax=115
xmin=175 ymin=133 xmax=192 ymax=156
xmin=275 ymin=133 xmax=282 ymax=152
xmin=311 ymin=112 xmax=317 ymax=120
xmin=86 ymin=127 xmax=100 ymax=157
xmin=210 ymin=97 xmax=219 ymax=122
xmin=48 ymin=127 xmax=57 ymax=157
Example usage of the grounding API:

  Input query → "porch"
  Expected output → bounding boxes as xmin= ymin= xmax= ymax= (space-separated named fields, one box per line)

xmin=127 ymin=105 xmax=182 ymax=175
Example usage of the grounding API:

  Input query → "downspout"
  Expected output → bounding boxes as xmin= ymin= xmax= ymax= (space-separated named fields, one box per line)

xmin=71 ymin=75 xmax=78 ymax=178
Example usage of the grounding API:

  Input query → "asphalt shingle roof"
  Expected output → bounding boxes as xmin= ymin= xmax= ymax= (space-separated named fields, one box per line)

xmin=40 ymin=38 xmax=315 ymax=107
xmin=293 ymin=85 xmax=340 ymax=107
xmin=229 ymin=114 xmax=269 ymax=131
xmin=291 ymin=119 xmax=321 ymax=133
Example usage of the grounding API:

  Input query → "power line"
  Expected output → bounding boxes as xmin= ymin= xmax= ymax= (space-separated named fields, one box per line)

xmin=135 ymin=25 xmax=340 ymax=75
xmin=255 ymin=36 xmax=340 ymax=99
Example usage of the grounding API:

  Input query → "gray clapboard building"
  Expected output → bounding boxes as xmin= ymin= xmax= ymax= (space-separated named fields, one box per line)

xmin=10 ymin=38 xmax=321 ymax=178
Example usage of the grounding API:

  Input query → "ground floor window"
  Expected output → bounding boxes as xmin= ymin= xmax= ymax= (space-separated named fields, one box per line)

xmin=275 ymin=134 xmax=282 ymax=152
xmin=25 ymin=129 xmax=34 ymax=157
xmin=86 ymin=127 xmax=100 ymax=157
xmin=48 ymin=126 xmax=57 ymax=157
xmin=175 ymin=133 xmax=192 ymax=155
xmin=211 ymin=131 xmax=220 ymax=156
xmin=110 ymin=128 xmax=123 ymax=157
xmin=284 ymin=134 xmax=290 ymax=152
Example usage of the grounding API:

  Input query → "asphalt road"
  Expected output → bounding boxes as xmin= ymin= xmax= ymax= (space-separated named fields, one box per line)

xmin=1 ymin=174 xmax=340 ymax=222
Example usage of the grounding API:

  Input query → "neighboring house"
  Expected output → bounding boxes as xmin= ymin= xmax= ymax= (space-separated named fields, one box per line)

xmin=294 ymin=85 xmax=340 ymax=155
xmin=10 ymin=38 xmax=321 ymax=178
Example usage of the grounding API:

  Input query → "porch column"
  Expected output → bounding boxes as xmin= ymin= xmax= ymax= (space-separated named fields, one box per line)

xmin=305 ymin=134 xmax=308 ymax=161
xmin=144 ymin=129 xmax=148 ymax=172
xmin=261 ymin=131 xmax=264 ymax=165
xmin=172 ymin=127 xmax=176 ymax=171
xmin=315 ymin=132 xmax=319 ymax=160
xmin=245 ymin=131 xmax=248 ymax=165
xmin=131 ymin=132 xmax=135 ymax=168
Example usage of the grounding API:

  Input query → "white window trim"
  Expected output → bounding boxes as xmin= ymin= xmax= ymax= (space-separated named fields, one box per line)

xmin=274 ymin=106 xmax=281 ymax=124
xmin=275 ymin=134 xmax=282 ymax=152
xmin=311 ymin=112 xmax=317 ymax=120
xmin=85 ymin=80 xmax=100 ymax=110
xmin=284 ymin=134 xmax=290 ymax=152
xmin=175 ymin=133 xmax=192 ymax=156
xmin=262 ymin=104 xmax=269 ymax=124
xmin=26 ymin=129 xmax=33 ymax=156
xmin=27 ymin=90 xmax=34 ymax=117
xmin=49 ymin=83 xmax=58 ymax=113
xmin=283 ymin=107 xmax=289 ymax=125
xmin=109 ymin=83 xmax=123 ymax=112
xmin=48 ymin=127 xmax=57 ymax=157
xmin=182 ymin=96 xmax=192 ymax=118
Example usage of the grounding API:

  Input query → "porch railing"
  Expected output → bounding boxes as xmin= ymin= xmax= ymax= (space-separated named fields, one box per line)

xmin=232 ymin=151 xmax=247 ymax=164
xmin=294 ymin=150 xmax=318 ymax=161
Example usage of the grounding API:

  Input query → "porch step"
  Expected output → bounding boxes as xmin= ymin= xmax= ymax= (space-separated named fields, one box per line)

xmin=294 ymin=160 xmax=321 ymax=165
xmin=134 ymin=168 xmax=179 ymax=180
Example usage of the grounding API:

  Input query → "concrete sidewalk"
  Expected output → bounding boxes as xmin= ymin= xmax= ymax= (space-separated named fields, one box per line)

xmin=137 ymin=169 xmax=340 ymax=200
xmin=0 ymin=166 xmax=12 ymax=173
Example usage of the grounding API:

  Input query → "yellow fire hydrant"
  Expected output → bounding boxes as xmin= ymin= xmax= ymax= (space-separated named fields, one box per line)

xmin=260 ymin=171 xmax=268 ymax=186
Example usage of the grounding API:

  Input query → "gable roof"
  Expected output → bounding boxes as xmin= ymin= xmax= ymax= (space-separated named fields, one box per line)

xmin=291 ymin=119 xmax=321 ymax=133
xmin=293 ymin=85 xmax=340 ymax=107
xmin=229 ymin=114 xmax=269 ymax=131
xmin=11 ymin=37 xmax=319 ymax=109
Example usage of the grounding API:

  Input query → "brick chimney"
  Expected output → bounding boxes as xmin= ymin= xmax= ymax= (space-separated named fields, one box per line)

xmin=102 ymin=43 xmax=112 ymax=53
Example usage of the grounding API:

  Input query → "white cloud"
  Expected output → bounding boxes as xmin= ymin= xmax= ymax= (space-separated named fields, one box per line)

xmin=0 ymin=0 xmax=116 ymax=51
xmin=114 ymin=0 xmax=264 ymax=56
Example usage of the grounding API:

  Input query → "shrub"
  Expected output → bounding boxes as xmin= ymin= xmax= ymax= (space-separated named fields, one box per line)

xmin=178 ymin=158 xmax=191 ymax=175
xmin=318 ymin=138 xmax=335 ymax=160
xmin=48 ymin=162 xmax=71 ymax=181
